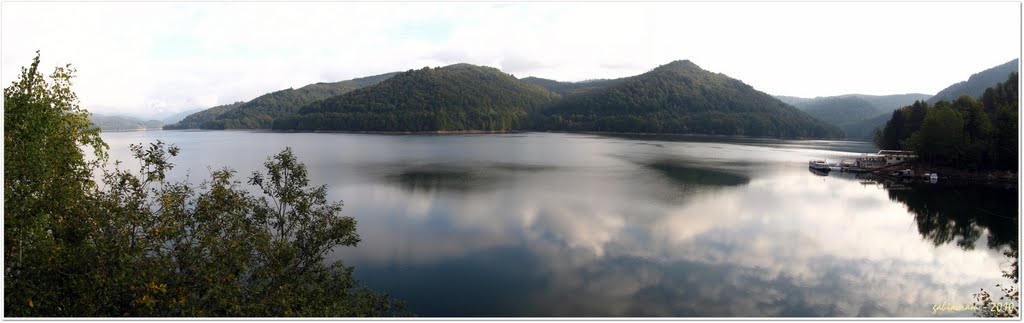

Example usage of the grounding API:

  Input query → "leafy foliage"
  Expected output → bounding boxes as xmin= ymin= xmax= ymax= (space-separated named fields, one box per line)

xmin=5 ymin=51 xmax=109 ymax=316
xmin=534 ymin=60 xmax=845 ymax=138
xmin=5 ymin=54 xmax=404 ymax=317
xmin=974 ymin=283 xmax=1019 ymax=318
xmin=874 ymin=73 xmax=1018 ymax=170
xmin=276 ymin=64 xmax=558 ymax=131
xmin=974 ymin=240 xmax=1019 ymax=318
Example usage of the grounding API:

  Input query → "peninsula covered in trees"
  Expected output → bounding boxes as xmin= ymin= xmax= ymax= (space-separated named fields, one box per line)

xmin=167 ymin=60 xmax=845 ymax=139
xmin=874 ymin=72 xmax=1018 ymax=171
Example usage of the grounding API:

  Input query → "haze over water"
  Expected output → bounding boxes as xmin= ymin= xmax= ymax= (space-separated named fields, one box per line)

xmin=99 ymin=131 xmax=1017 ymax=317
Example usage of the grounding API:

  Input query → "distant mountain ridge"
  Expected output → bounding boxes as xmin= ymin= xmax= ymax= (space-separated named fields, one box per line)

xmin=520 ymin=77 xmax=625 ymax=96
xmin=169 ymin=60 xmax=849 ymax=139
xmin=799 ymin=96 xmax=884 ymax=125
xmin=773 ymin=59 xmax=1020 ymax=141
xmin=928 ymin=58 xmax=1019 ymax=103
xmin=161 ymin=108 xmax=203 ymax=124
xmin=89 ymin=114 xmax=164 ymax=132
xmin=776 ymin=93 xmax=932 ymax=140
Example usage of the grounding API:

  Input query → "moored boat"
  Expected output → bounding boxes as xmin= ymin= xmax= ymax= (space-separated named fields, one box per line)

xmin=808 ymin=160 xmax=831 ymax=172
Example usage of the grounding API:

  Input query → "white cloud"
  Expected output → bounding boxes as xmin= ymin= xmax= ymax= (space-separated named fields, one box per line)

xmin=3 ymin=2 xmax=1019 ymax=117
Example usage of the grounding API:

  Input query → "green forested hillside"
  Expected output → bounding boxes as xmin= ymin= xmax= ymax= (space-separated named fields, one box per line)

xmin=162 ymin=102 xmax=244 ymax=129
xmin=176 ymin=60 xmax=848 ymax=139
xmin=787 ymin=58 xmax=1019 ymax=141
xmin=274 ymin=64 xmax=559 ymax=131
xmin=533 ymin=60 xmax=845 ymax=138
xmin=928 ymin=58 xmax=1019 ymax=104
xmin=843 ymin=113 xmax=894 ymax=140
xmin=89 ymin=114 xmax=163 ymax=131
xmin=164 ymin=73 xmax=398 ymax=129
xmin=875 ymin=72 xmax=1018 ymax=170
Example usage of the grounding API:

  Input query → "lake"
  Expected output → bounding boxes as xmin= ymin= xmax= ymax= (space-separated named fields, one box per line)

xmin=97 ymin=130 xmax=1018 ymax=317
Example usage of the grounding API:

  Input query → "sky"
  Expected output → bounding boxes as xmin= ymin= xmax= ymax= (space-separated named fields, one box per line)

xmin=2 ymin=2 xmax=1020 ymax=118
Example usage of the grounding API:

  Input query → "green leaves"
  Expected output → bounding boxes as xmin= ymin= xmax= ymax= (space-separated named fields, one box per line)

xmin=4 ymin=52 xmax=108 ymax=316
xmin=5 ymin=53 xmax=403 ymax=317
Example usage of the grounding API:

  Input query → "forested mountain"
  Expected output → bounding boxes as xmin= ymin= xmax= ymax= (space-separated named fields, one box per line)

xmin=520 ymin=77 xmax=624 ymax=96
xmin=777 ymin=93 xmax=931 ymax=140
xmin=797 ymin=96 xmax=883 ymax=126
xmin=875 ymin=72 xmax=1018 ymax=170
xmin=274 ymin=64 xmax=559 ymax=131
xmin=164 ymin=72 xmax=398 ymax=129
xmin=797 ymin=58 xmax=1019 ymax=141
xmin=778 ymin=94 xmax=931 ymax=114
xmin=844 ymin=113 xmax=895 ymax=141
xmin=163 ymin=102 xmax=244 ymax=129
xmin=928 ymin=58 xmax=1019 ymax=104
xmin=89 ymin=114 xmax=163 ymax=131
xmin=171 ymin=60 xmax=847 ymax=139
xmin=533 ymin=60 xmax=845 ymax=138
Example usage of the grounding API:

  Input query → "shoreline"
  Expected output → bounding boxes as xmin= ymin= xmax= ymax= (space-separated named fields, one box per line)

xmin=567 ymin=131 xmax=855 ymax=141
xmin=167 ymin=128 xmax=854 ymax=141
xmin=145 ymin=128 xmax=1018 ymax=187
xmin=274 ymin=129 xmax=524 ymax=135
xmin=867 ymin=162 xmax=1018 ymax=187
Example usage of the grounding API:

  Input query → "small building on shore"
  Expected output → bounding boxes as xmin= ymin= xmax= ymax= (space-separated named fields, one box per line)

xmin=855 ymin=155 xmax=887 ymax=169
xmin=876 ymin=150 xmax=917 ymax=165
xmin=847 ymin=150 xmax=916 ymax=171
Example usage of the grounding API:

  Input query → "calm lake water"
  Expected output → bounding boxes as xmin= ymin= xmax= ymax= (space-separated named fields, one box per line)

xmin=98 ymin=130 xmax=1018 ymax=317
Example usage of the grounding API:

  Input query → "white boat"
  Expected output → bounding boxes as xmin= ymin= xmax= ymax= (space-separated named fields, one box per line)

xmin=808 ymin=160 xmax=831 ymax=172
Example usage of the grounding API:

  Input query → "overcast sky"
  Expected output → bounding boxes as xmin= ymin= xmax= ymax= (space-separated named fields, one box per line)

xmin=2 ymin=2 xmax=1020 ymax=117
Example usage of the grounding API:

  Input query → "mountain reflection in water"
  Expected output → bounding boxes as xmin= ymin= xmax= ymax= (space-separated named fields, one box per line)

xmin=95 ymin=131 xmax=1018 ymax=317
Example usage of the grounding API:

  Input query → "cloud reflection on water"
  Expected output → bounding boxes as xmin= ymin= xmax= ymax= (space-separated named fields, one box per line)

xmin=332 ymin=146 xmax=1011 ymax=316
xmin=96 ymin=131 xmax=1015 ymax=317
